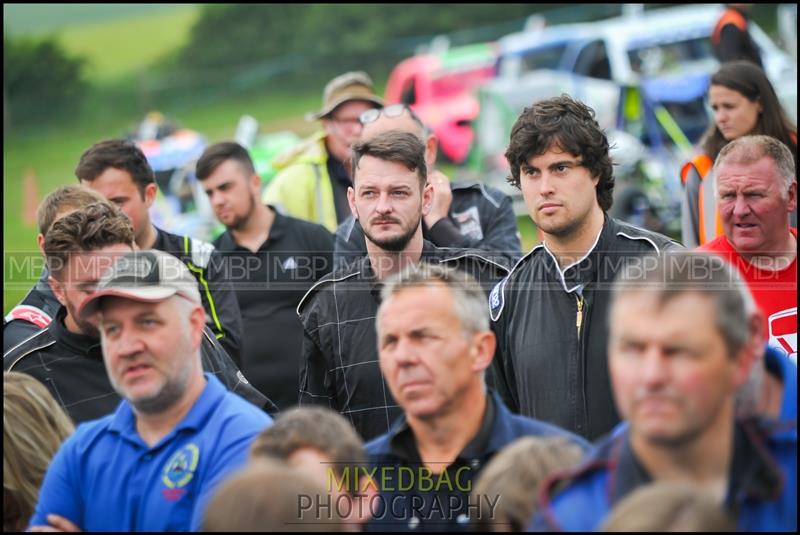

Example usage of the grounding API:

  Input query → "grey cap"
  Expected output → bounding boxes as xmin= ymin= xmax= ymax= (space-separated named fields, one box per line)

xmin=78 ymin=249 xmax=200 ymax=319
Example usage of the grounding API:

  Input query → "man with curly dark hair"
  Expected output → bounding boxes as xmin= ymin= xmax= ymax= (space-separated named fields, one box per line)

xmin=490 ymin=95 xmax=680 ymax=440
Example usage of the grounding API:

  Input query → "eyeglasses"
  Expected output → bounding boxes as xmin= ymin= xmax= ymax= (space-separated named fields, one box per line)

xmin=359 ymin=104 xmax=429 ymax=136
xmin=359 ymin=104 xmax=408 ymax=125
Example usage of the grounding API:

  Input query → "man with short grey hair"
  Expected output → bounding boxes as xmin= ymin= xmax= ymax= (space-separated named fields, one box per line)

xmin=701 ymin=134 xmax=797 ymax=365
xmin=366 ymin=262 xmax=587 ymax=531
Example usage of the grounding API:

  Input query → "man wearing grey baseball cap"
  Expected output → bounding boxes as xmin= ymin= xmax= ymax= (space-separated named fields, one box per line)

xmin=263 ymin=71 xmax=384 ymax=232
xmin=28 ymin=249 xmax=273 ymax=532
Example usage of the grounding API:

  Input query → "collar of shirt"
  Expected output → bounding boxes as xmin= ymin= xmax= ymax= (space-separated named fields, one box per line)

xmin=610 ymin=419 xmax=786 ymax=507
xmin=216 ymin=205 xmax=287 ymax=252
xmin=49 ymin=306 xmax=103 ymax=358
xmin=107 ymin=373 xmax=226 ymax=450
xmin=387 ymin=392 xmax=496 ymax=466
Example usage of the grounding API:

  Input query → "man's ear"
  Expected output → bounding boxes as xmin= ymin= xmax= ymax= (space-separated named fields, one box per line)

xmin=422 ymin=183 xmax=434 ymax=216
xmin=188 ymin=304 xmax=206 ymax=349
xmin=471 ymin=331 xmax=496 ymax=374
xmin=347 ymin=186 xmax=359 ymax=220
xmin=786 ymin=181 xmax=797 ymax=213
xmin=37 ymin=233 xmax=46 ymax=256
xmin=143 ymin=183 xmax=157 ymax=209
xmin=250 ymin=173 xmax=262 ymax=195
xmin=48 ymin=275 xmax=67 ymax=307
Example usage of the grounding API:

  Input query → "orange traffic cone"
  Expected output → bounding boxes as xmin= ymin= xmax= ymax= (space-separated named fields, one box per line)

xmin=23 ymin=167 xmax=39 ymax=227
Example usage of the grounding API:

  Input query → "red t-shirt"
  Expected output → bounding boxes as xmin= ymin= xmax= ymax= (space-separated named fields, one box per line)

xmin=700 ymin=229 xmax=797 ymax=364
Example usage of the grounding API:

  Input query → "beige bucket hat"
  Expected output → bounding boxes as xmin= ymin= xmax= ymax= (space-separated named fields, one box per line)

xmin=306 ymin=71 xmax=384 ymax=121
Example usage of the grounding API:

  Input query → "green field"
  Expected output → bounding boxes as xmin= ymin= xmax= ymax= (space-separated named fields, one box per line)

xmin=3 ymin=4 xmax=540 ymax=314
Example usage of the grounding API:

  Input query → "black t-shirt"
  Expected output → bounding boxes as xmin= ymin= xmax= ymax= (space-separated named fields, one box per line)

xmin=214 ymin=207 xmax=334 ymax=410
xmin=326 ymin=154 xmax=353 ymax=224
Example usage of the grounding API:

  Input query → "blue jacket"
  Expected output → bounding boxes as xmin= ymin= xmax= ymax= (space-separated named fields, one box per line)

xmin=365 ymin=391 xmax=589 ymax=532
xmin=533 ymin=417 xmax=796 ymax=532
xmin=765 ymin=345 xmax=797 ymax=423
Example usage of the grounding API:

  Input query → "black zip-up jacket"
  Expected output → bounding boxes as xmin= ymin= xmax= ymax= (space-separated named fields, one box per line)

xmin=489 ymin=216 xmax=681 ymax=440
xmin=3 ymin=307 xmax=276 ymax=423
xmin=153 ymin=226 xmax=244 ymax=366
xmin=3 ymin=268 xmax=60 ymax=353
xmin=298 ymin=241 xmax=510 ymax=441
xmin=333 ymin=181 xmax=521 ymax=270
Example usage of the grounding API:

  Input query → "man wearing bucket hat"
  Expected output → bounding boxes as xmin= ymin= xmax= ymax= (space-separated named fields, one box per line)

xmin=263 ymin=71 xmax=383 ymax=232
xmin=28 ymin=249 xmax=272 ymax=532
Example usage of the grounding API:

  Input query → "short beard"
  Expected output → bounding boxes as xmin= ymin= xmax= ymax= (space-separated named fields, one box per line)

xmin=129 ymin=360 xmax=192 ymax=414
xmin=537 ymin=216 xmax=583 ymax=239
xmin=226 ymin=193 xmax=257 ymax=232
xmin=66 ymin=301 xmax=100 ymax=338
xmin=363 ymin=216 xmax=421 ymax=252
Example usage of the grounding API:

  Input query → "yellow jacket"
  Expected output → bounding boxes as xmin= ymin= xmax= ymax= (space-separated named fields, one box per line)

xmin=262 ymin=131 xmax=339 ymax=231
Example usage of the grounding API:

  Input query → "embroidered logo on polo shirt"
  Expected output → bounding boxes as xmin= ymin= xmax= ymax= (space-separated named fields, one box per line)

xmin=281 ymin=257 xmax=298 ymax=270
xmin=161 ymin=443 xmax=200 ymax=501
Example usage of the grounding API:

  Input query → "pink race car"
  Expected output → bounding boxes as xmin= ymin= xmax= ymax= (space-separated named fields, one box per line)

xmin=384 ymin=41 xmax=497 ymax=164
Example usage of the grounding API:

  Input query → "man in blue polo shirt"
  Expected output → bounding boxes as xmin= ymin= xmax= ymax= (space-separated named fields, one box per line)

xmin=534 ymin=251 xmax=796 ymax=532
xmin=366 ymin=263 xmax=589 ymax=531
xmin=28 ymin=249 xmax=272 ymax=532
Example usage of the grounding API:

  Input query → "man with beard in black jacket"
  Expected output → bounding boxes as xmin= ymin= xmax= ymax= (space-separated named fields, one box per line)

xmin=490 ymin=96 xmax=680 ymax=441
xmin=3 ymin=202 xmax=274 ymax=423
xmin=298 ymin=131 xmax=509 ymax=441
xmin=4 ymin=185 xmax=106 ymax=353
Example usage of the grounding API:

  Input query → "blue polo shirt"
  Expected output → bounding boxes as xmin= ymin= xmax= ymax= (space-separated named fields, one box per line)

xmin=29 ymin=373 xmax=272 ymax=531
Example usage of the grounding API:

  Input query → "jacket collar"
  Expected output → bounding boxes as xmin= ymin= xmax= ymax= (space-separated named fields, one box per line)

xmin=541 ymin=214 xmax=611 ymax=293
xmin=605 ymin=419 xmax=787 ymax=507
xmin=48 ymin=306 xmax=103 ymax=359
xmin=378 ymin=390 xmax=513 ymax=462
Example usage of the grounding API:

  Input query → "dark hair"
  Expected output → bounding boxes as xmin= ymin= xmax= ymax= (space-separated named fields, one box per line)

xmin=196 ymin=141 xmax=256 ymax=181
xmin=250 ymin=407 xmax=366 ymax=494
xmin=75 ymin=139 xmax=155 ymax=197
xmin=36 ymin=185 xmax=107 ymax=237
xmin=44 ymin=202 xmax=135 ymax=278
xmin=505 ymin=95 xmax=615 ymax=211
xmin=702 ymin=61 xmax=797 ymax=163
xmin=351 ymin=129 xmax=427 ymax=188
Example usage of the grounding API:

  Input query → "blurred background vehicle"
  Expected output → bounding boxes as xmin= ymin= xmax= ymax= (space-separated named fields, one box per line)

xmin=127 ymin=112 xmax=219 ymax=241
xmin=471 ymin=3 xmax=797 ymax=237
xmin=384 ymin=39 xmax=498 ymax=164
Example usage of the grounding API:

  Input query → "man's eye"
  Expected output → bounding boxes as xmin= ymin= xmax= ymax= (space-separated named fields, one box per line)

xmin=103 ymin=325 xmax=119 ymax=336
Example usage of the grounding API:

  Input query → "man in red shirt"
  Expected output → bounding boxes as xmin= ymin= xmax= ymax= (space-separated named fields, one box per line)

xmin=700 ymin=135 xmax=797 ymax=364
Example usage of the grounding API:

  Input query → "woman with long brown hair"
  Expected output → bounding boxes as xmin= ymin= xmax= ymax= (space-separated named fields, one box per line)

xmin=681 ymin=60 xmax=797 ymax=247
